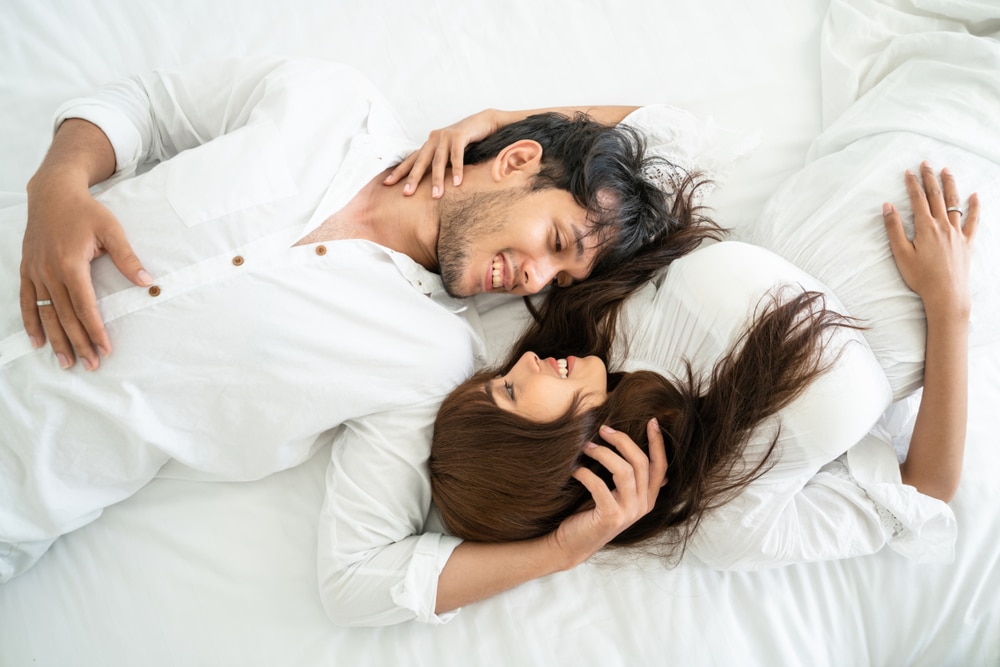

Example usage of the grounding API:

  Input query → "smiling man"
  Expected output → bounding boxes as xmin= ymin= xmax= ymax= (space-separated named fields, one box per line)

xmin=3 ymin=56 xmax=680 ymax=622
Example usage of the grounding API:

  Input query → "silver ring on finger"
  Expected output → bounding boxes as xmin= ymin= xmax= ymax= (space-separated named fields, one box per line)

xmin=946 ymin=206 xmax=963 ymax=217
xmin=36 ymin=299 xmax=53 ymax=307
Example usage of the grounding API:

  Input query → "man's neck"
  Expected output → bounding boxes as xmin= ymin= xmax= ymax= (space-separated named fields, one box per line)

xmin=295 ymin=170 xmax=439 ymax=271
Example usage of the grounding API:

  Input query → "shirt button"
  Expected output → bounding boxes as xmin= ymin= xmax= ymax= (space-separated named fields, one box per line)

xmin=148 ymin=286 xmax=161 ymax=297
xmin=232 ymin=255 xmax=245 ymax=266
xmin=315 ymin=245 xmax=327 ymax=256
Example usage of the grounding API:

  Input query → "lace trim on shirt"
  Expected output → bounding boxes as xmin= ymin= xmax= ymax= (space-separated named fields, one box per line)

xmin=835 ymin=453 xmax=906 ymax=540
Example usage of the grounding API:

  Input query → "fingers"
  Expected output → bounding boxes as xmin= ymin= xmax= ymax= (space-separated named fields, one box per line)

xmin=904 ymin=168 xmax=932 ymax=223
xmin=646 ymin=417 xmax=669 ymax=490
xmin=19 ymin=277 xmax=79 ymax=369
xmin=940 ymin=167 xmax=963 ymax=228
xmin=105 ymin=229 xmax=152 ymax=290
xmin=594 ymin=425 xmax=644 ymax=494
xmin=383 ymin=128 xmax=468 ymax=199
xmin=571 ymin=465 xmax=616 ymax=508
xmin=449 ymin=141 xmax=465 ymax=188
xmin=919 ymin=161 xmax=947 ymax=220
xmin=383 ymin=152 xmax=417 ymax=187
xmin=964 ymin=192 xmax=980 ymax=240
xmin=583 ymin=421 xmax=668 ymax=512
xmin=430 ymin=140 xmax=451 ymax=199
xmin=882 ymin=201 xmax=912 ymax=261
xmin=402 ymin=147 xmax=434 ymax=196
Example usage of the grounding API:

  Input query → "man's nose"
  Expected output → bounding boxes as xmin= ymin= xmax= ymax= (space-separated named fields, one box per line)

xmin=521 ymin=257 xmax=559 ymax=294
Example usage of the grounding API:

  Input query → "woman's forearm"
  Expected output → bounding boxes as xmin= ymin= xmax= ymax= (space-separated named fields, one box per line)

xmin=899 ymin=312 xmax=969 ymax=502
xmin=435 ymin=537 xmax=571 ymax=614
xmin=495 ymin=105 xmax=639 ymax=127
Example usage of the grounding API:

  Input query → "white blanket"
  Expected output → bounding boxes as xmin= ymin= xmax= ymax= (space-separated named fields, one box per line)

xmin=1 ymin=0 xmax=998 ymax=665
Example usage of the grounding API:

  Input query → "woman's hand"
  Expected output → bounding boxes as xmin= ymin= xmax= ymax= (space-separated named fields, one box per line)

xmin=549 ymin=419 xmax=668 ymax=568
xmin=383 ymin=105 xmax=639 ymax=200
xmin=383 ymin=109 xmax=512 ymax=199
xmin=883 ymin=162 xmax=979 ymax=319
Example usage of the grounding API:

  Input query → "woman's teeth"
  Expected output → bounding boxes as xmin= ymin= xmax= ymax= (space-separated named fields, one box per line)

xmin=557 ymin=358 xmax=568 ymax=378
xmin=492 ymin=256 xmax=503 ymax=289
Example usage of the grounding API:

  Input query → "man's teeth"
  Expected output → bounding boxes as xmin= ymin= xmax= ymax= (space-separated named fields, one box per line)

xmin=557 ymin=358 xmax=568 ymax=378
xmin=492 ymin=256 xmax=503 ymax=289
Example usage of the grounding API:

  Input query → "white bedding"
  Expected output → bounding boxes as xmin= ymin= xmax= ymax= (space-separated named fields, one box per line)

xmin=1 ymin=1 xmax=998 ymax=665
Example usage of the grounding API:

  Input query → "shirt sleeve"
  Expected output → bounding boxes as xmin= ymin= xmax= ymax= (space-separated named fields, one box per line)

xmin=687 ymin=344 xmax=956 ymax=569
xmin=619 ymin=104 xmax=760 ymax=198
xmin=52 ymin=56 xmax=361 ymax=179
xmin=316 ymin=399 xmax=463 ymax=627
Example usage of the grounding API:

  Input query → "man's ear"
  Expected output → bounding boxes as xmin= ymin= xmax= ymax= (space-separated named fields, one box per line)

xmin=491 ymin=139 xmax=543 ymax=183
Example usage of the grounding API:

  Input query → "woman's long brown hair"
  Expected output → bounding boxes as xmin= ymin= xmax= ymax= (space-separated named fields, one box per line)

xmin=430 ymin=290 xmax=853 ymax=557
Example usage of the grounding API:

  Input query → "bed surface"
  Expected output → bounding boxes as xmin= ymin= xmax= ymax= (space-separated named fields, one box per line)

xmin=2 ymin=1 xmax=998 ymax=665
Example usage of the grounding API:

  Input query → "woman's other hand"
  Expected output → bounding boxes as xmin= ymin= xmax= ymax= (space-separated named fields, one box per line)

xmin=883 ymin=162 xmax=979 ymax=320
xmin=383 ymin=109 xmax=511 ymax=199
xmin=549 ymin=419 xmax=668 ymax=567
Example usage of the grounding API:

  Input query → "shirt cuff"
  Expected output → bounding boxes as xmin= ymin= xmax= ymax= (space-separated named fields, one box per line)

xmin=53 ymin=99 xmax=143 ymax=177
xmin=389 ymin=531 xmax=464 ymax=625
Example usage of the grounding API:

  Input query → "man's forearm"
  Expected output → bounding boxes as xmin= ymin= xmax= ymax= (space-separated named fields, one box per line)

xmin=27 ymin=118 xmax=116 ymax=194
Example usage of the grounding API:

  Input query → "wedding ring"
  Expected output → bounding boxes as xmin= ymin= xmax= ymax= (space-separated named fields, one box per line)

xmin=36 ymin=299 xmax=53 ymax=307
xmin=946 ymin=207 xmax=963 ymax=217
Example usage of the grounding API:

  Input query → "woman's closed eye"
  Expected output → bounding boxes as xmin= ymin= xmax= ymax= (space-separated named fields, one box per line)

xmin=503 ymin=380 xmax=514 ymax=400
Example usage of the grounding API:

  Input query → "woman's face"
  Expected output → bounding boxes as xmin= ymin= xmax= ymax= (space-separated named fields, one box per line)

xmin=487 ymin=352 xmax=608 ymax=422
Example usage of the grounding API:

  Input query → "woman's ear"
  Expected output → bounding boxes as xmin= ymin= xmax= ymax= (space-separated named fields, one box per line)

xmin=490 ymin=139 xmax=543 ymax=183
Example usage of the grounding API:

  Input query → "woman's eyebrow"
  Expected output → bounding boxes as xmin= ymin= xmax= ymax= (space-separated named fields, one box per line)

xmin=483 ymin=379 xmax=500 ymax=406
xmin=570 ymin=223 xmax=586 ymax=260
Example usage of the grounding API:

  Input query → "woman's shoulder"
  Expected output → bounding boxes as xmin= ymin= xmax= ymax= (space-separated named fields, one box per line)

xmin=619 ymin=241 xmax=858 ymax=374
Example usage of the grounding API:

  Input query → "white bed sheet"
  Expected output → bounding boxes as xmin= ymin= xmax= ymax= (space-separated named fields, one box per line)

xmin=1 ymin=1 xmax=998 ymax=665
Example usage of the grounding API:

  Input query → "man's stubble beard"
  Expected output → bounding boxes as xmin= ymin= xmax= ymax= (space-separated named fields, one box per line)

xmin=436 ymin=189 xmax=520 ymax=298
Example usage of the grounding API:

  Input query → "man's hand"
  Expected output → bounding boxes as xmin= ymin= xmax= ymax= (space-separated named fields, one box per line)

xmin=21 ymin=118 xmax=151 ymax=370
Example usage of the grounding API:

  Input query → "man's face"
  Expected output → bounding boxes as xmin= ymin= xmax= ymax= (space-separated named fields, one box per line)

xmin=436 ymin=186 xmax=601 ymax=297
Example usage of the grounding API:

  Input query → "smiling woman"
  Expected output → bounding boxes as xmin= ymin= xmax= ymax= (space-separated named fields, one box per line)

xmin=431 ymin=289 xmax=848 ymax=545
xmin=431 ymin=162 xmax=976 ymax=570
xmin=485 ymin=352 xmax=609 ymax=422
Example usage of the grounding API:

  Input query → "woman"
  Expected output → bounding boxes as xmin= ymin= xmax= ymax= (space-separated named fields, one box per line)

xmin=429 ymin=164 xmax=977 ymax=567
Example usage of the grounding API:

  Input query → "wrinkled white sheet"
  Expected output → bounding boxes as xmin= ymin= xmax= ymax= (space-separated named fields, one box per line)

xmin=1 ymin=0 xmax=997 ymax=665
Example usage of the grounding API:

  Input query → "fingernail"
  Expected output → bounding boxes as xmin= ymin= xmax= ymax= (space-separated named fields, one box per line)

xmin=57 ymin=353 xmax=71 ymax=369
xmin=649 ymin=417 xmax=659 ymax=428
xmin=82 ymin=357 xmax=95 ymax=371
xmin=882 ymin=202 xmax=892 ymax=215
xmin=137 ymin=269 xmax=153 ymax=286
xmin=585 ymin=442 xmax=598 ymax=450
xmin=942 ymin=167 xmax=951 ymax=176
xmin=97 ymin=345 xmax=109 ymax=358
xmin=600 ymin=424 xmax=616 ymax=435
xmin=432 ymin=186 xmax=441 ymax=198
xmin=453 ymin=175 xmax=461 ymax=186
xmin=403 ymin=183 xmax=414 ymax=195
xmin=29 ymin=336 xmax=41 ymax=349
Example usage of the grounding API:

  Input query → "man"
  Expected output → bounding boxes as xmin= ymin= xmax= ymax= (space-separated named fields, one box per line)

xmin=2 ymin=57 xmax=679 ymax=624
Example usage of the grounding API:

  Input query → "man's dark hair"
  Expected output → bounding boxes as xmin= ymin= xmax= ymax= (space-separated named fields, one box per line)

xmin=463 ymin=111 xmax=675 ymax=278
xmin=466 ymin=111 xmax=724 ymax=367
